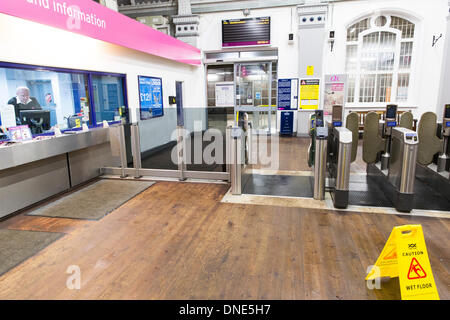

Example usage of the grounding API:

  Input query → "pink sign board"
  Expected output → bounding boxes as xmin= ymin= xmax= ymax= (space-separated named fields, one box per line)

xmin=0 ymin=0 xmax=201 ymax=66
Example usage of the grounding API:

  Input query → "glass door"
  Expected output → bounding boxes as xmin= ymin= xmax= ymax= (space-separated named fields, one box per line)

xmin=234 ymin=62 xmax=275 ymax=134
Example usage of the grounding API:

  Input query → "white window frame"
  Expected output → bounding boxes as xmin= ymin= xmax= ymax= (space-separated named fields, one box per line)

xmin=345 ymin=13 xmax=418 ymax=108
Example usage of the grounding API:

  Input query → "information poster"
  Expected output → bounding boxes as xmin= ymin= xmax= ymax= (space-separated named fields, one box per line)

xmin=9 ymin=125 xmax=32 ymax=141
xmin=215 ymin=82 xmax=234 ymax=107
xmin=324 ymin=74 xmax=347 ymax=115
xmin=0 ymin=104 xmax=17 ymax=128
xmin=299 ymin=79 xmax=320 ymax=110
xmin=138 ymin=76 xmax=164 ymax=120
xmin=277 ymin=78 xmax=298 ymax=111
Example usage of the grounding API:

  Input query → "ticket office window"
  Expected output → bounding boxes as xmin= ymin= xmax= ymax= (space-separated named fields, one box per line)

xmin=91 ymin=74 xmax=126 ymax=124
xmin=0 ymin=62 xmax=127 ymax=135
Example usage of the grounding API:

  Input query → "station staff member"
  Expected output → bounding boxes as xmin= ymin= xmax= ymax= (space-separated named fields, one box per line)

xmin=7 ymin=86 xmax=42 ymax=122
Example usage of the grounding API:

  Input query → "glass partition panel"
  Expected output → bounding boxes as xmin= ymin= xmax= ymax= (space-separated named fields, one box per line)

xmin=184 ymin=107 xmax=227 ymax=172
xmin=138 ymin=107 xmax=178 ymax=170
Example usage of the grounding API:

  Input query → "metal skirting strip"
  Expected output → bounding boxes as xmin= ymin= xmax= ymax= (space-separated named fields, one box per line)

xmin=101 ymin=167 xmax=230 ymax=181
xmin=102 ymin=167 xmax=179 ymax=178
xmin=183 ymin=170 xmax=230 ymax=181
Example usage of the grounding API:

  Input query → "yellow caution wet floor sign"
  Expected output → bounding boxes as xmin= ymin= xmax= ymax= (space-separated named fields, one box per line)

xmin=366 ymin=225 xmax=439 ymax=300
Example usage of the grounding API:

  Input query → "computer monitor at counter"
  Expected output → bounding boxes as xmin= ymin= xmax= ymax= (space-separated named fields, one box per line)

xmin=18 ymin=109 xmax=51 ymax=134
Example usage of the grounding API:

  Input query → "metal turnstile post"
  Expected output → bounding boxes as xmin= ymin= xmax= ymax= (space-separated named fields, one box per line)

xmin=226 ymin=126 xmax=232 ymax=177
xmin=332 ymin=127 xmax=352 ymax=208
xmin=130 ymin=123 xmax=142 ymax=179
xmin=177 ymin=125 xmax=187 ymax=181
xmin=231 ymin=126 xmax=243 ymax=195
xmin=314 ymin=127 xmax=328 ymax=200
xmin=437 ymin=137 xmax=449 ymax=172
xmin=108 ymin=124 xmax=128 ymax=178
xmin=118 ymin=124 xmax=128 ymax=178
xmin=381 ymin=138 xmax=391 ymax=170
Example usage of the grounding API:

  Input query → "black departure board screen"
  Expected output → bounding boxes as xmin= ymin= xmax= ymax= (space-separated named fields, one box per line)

xmin=222 ymin=17 xmax=270 ymax=47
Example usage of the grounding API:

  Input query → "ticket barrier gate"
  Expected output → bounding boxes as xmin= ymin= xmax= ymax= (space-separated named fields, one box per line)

xmin=415 ymin=108 xmax=450 ymax=201
xmin=327 ymin=126 xmax=352 ymax=208
xmin=310 ymin=107 xmax=353 ymax=207
xmin=228 ymin=108 xmax=353 ymax=208
xmin=362 ymin=110 xmax=419 ymax=212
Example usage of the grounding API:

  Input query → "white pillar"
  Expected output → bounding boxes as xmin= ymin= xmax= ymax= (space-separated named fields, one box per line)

xmin=296 ymin=3 xmax=328 ymax=136
xmin=173 ymin=0 xmax=200 ymax=48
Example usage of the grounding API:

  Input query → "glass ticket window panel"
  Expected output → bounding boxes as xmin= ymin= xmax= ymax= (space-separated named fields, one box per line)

xmin=91 ymin=75 xmax=125 ymax=124
xmin=0 ymin=66 xmax=89 ymax=133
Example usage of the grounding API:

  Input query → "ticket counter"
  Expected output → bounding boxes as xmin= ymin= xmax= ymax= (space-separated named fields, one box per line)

xmin=0 ymin=125 xmax=120 ymax=219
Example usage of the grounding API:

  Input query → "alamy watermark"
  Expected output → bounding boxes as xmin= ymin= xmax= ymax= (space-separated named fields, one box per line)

xmin=66 ymin=265 xmax=81 ymax=290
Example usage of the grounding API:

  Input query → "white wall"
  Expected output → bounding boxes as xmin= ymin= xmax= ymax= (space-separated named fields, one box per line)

xmin=199 ymin=6 xmax=299 ymax=79
xmin=197 ymin=0 xmax=449 ymax=121
xmin=327 ymin=0 xmax=448 ymax=119
xmin=0 ymin=13 xmax=206 ymax=151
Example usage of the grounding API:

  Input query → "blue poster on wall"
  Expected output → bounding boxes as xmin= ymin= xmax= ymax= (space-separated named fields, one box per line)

xmin=277 ymin=78 xmax=298 ymax=111
xmin=138 ymin=75 xmax=164 ymax=120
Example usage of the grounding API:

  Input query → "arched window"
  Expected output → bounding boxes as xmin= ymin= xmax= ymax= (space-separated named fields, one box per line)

xmin=345 ymin=14 xmax=415 ymax=104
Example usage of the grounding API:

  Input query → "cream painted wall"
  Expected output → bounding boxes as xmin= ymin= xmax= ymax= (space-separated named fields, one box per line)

xmin=324 ymin=0 xmax=449 ymax=119
xmin=197 ymin=0 xmax=449 ymax=121
xmin=199 ymin=6 xmax=299 ymax=79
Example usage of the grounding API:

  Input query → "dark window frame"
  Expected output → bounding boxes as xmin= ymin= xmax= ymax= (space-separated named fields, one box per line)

xmin=0 ymin=61 xmax=129 ymax=132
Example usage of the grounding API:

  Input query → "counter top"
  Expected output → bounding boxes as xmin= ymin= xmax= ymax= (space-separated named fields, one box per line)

xmin=0 ymin=127 xmax=112 ymax=171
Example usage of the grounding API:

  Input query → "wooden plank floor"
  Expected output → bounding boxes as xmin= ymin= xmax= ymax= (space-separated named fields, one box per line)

xmin=0 ymin=181 xmax=448 ymax=300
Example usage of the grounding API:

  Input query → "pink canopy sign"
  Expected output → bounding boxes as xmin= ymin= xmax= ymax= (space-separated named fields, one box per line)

xmin=0 ymin=0 xmax=202 ymax=66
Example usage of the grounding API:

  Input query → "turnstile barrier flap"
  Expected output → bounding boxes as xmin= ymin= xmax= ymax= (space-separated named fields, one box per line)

xmin=399 ymin=111 xmax=414 ymax=130
xmin=417 ymin=112 xmax=444 ymax=165
xmin=345 ymin=112 xmax=359 ymax=163
xmin=363 ymin=112 xmax=386 ymax=164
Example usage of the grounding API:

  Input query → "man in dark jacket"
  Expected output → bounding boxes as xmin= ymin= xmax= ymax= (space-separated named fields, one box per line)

xmin=7 ymin=86 xmax=42 ymax=123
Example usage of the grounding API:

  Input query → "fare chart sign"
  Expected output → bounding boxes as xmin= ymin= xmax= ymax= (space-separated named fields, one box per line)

xmin=138 ymin=76 xmax=164 ymax=120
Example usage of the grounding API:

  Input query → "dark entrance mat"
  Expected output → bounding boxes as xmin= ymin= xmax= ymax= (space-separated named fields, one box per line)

xmin=0 ymin=229 xmax=64 ymax=277
xmin=27 ymin=179 xmax=155 ymax=220
xmin=348 ymin=173 xmax=450 ymax=211
xmin=242 ymin=174 xmax=314 ymax=198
